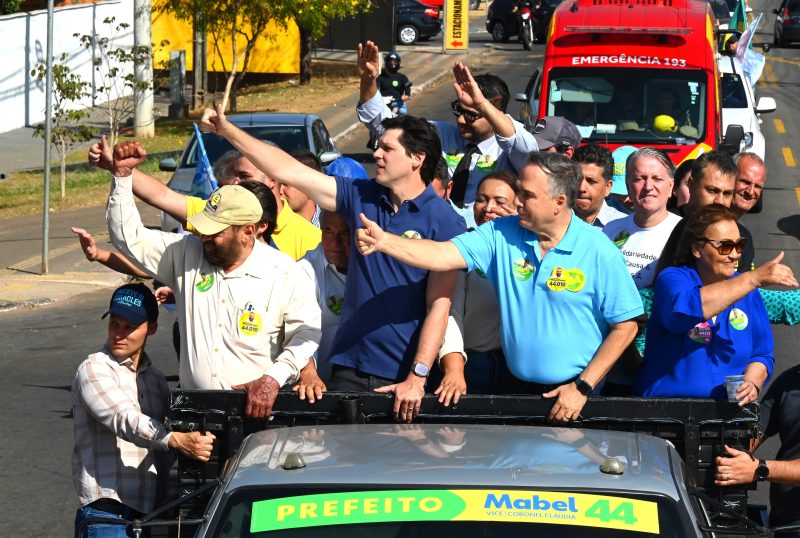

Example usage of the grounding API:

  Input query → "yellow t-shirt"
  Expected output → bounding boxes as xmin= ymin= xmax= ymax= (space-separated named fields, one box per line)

xmin=185 ymin=196 xmax=320 ymax=261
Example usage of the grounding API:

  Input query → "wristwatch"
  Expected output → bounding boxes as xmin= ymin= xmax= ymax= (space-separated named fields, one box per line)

xmin=756 ymin=459 xmax=770 ymax=481
xmin=575 ymin=378 xmax=594 ymax=396
xmin=411 ymin=362 xmax=430 ymax=378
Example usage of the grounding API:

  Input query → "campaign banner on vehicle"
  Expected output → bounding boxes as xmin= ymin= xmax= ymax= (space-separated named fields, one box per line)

xmin=250 ymin=489 xmax=660 ymax=534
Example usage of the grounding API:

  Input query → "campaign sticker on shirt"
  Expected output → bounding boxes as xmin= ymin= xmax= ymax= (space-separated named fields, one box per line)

xmin=475 ymin=154 xmax=497 ymax=172
xmin=195 ymin=272 xmax=214 ymax=292
xmin=729 ymin=308 xmax=748 ymax=330
xmin=612 ymin=230 xmax=631 ymax=249
xmin=512 ymin=258 xmax=534 ymax=281
xmin=565 ymin=268 xmax=586 ymax=292
xmin=444 ymin=151 xmax=467 ymax=168
xmin=688 ymin=321 xmax=713 ymax=344
xmin=239 ymin=304 xmax=263 ymax=336
xmin=327 ymin=295 xmax=344 ymax=316
xmin=402 ymin=230 xmax=422 ymax=239
xmin=546 ymin=266 xmax=568 ymax=291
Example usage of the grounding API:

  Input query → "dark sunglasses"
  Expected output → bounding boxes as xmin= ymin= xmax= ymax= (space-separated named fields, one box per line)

xmin=451 ymin=100 xmax=481 ymax=122
xmin=702 ymin=238 xmax=747 ymax=256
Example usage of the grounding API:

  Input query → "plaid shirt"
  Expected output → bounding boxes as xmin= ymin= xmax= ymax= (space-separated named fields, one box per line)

xmin=71 ymin=346 xmax=172 ymax=514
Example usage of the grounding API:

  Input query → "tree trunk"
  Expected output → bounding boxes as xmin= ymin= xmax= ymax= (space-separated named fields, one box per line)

xmin=298 ymin=24 xmax=312 ymax=85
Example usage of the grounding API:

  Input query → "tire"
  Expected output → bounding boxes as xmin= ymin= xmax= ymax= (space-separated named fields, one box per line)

xmin=491 ymin=21 xmax=509 ymax=42
xmin=773 ymin=31 xmax=780 ymax=47
xmin=397 ymin=24 xmax=419 ymax=45
xmin=522 ymin=22 xmax=534 ymax=50
xmin=469 ymin=0 xmax=481 ymax=8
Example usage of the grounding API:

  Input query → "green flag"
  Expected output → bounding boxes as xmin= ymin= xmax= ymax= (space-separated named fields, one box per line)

xmin=729 ymin=0 xmax=746 ymax=32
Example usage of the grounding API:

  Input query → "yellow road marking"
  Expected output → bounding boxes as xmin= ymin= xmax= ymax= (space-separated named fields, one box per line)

xmin=774 ymin=119 xmax=786 ymax=134
xmin=768 ymin=56 xmax=800 ymax=68
xmin=783 ymin=147 xmax=797 ymax=167
xmin=763 ymin=61 xmax=777 ymax=87
xmin=796 ymin=188 xmax=800 ymax=208
xmin=6 ymin=236 xmax=91 ymax=272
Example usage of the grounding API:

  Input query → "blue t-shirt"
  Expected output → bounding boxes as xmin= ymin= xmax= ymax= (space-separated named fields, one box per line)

xmin=329 ymin=176 xmax=466 ymax=380
xmin=451 ymin=214 xmax=643 ymax=384
xmin=635 ymin=265 xmax=774 ymax=398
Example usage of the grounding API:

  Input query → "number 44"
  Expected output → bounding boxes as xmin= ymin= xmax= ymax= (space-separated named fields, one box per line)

xmin=585 ymin=499 xmax=637 ymax=525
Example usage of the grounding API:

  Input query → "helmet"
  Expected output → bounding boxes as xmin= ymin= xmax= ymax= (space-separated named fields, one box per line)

xmin=384 ymin=52 xmax=401 ymax=72
xmin=653 ymin=114 xmax=678 ymax=134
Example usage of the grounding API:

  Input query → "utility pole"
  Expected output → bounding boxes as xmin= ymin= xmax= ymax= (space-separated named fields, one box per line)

xmin=134 ymin=0 xmax=154 ymax=137
xmin=192 ymin=12 xmax=207 ymax=110
xmin=41 ymin=0 xmax=55 ymax=275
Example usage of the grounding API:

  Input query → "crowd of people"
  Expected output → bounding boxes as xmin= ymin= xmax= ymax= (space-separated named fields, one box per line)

xmin=69 ymin=41 xmax=800 ymax=535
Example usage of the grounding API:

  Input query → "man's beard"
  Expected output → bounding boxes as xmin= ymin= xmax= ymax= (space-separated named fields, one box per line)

xmin=203 ymin=240 xmax=240 ymax=267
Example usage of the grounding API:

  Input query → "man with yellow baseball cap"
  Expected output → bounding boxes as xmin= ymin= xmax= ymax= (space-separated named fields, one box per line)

xmin=107 ymin=141 xmax=321 ymax=419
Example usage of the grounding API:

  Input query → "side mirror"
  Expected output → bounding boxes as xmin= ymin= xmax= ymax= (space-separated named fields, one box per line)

xmin=772 ymin=8 xmax=779 ymax=14
xmin=159 ymin=158 xmax=177 ymax=172
xmin=319 ymin=151 xmax=342 ymax=165
xmin=761 ymin=43 xmax=771 ymax=54
xmin=514 ymin=92 xmax=528 ymax=103
xmin=720 ymin=124 xmax=745 ymax=155
xmin=755 ymin=97 xmax=777 ymax=114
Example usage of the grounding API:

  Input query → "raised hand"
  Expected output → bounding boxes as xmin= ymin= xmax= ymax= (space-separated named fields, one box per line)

xmin=357 ymin=41 xmax=381 ymax=81
xmin=70 ymin=227 xmax=99 ymax=262
xmin=355 ymin=212 xmax=385 ymax=255
xmin=88 ymin=134 xmax=113 ymax=171
xmin=198 ymin=103 xmax=232 ymax=136
xmin=452 ymin=61 xmax=487 ymax=110
xmin=112 ymin=141 xmax=147 ymax=178
xmin=752 ymin=252 xmax=798 ymax=288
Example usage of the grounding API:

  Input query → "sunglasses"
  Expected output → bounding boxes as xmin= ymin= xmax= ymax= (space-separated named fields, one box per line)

xmin=451 ymin=100 xmax=481 ymax=122
xmin=701 ymin=238 xmax=747 ymax=256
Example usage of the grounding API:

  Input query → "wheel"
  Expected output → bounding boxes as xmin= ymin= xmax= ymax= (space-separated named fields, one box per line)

xmin=522 ymin=23 xmax=534 ymax=50
xmin=397 ymin=24 xmax=419 ymax=45
xmin=773 ymin=31 xmax=780 ymax=47
xmin=469 ymin=0 xmax=481 ymax=8
xmin=491 ymin=21 xmax=509 ymax=42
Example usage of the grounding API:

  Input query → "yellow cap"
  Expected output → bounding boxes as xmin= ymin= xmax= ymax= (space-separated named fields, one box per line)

xmin=187 ymin=185 xmax=262 ymax=235
xmin=653 ymin=115 xmax=677 ymax=133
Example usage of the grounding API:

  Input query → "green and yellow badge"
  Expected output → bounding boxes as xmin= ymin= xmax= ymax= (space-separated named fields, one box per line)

xmin=612 ymin=230 xmax=631 ymax=249
xmin=402 ymin=230 xmax=422 ymax=239
xmin=327 ymin=295 xmax=344 ymax=316
xmin=546 ymin=267 xmax=586 ymax=292
xmin=729 ymin=308 xmax=748 ymax=330
xmin=238 ymin=304 xmax=263 ymax=336
xmin=195 ymin=272 xmax=214 ymax=292
xmin=512 ymin=258 xmax=535 ymax=281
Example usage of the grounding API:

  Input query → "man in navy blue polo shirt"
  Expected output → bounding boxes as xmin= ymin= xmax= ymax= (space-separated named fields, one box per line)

xmin=356 ymin=152 xmax=643 ymax=422
xmin=200 ymin=105 xmax=466 ymax=423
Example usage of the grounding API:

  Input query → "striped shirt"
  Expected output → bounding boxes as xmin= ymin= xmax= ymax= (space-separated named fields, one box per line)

xmin=71 ymin=346 xmax=172 ymax=514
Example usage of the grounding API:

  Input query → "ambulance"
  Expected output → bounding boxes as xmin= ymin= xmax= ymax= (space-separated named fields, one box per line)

xmin=517 ymin=0 xmax=743 ymax=164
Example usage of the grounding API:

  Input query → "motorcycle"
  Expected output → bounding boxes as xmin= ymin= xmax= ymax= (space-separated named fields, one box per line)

xmin=519 ymin=3 xmax=535 ymax=50
xmin=367 ymin=82 xmax=412 ymax=150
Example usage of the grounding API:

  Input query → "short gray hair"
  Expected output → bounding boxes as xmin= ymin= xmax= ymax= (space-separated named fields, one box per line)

xmin=212 ymin=149 xmax=243 ymax=181
xmin=626 ymin=147 xmax=675 ymax=184
xmin=526 ymin=152 xmax=581 ymax=208
xmin=733 ymin=151 xmax=765 ymax=169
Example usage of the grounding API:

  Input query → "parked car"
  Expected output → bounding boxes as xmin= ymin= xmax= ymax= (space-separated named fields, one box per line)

xmin=396 ymin=0 xmax=443 ymax=46
xmin=486 ymin=0 xmax=560 ymax=44
xmin=158 ymin=113 xmax=340 ymax=232
xmin=774 ymin=0 xmax=800 ymax=46
xmin=419 ymin=0 xmax=481 ymax=8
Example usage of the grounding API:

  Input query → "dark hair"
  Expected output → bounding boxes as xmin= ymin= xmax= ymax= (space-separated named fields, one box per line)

xmin=477 ymin=169 xmax=518 ymax=195
xmin=573 ymin=144 xmax=613 ymax=182
xmin=691 ymin=151 xmax=737 ymax=188
xmin=381 ymin=115 xmax=442 ymax=185
xmin=290 ymin=148 xmax=322 ymax=172
xmin=671 ymin=203 xmax=739 ymax=267
xmin=432 ymin=156 xmax=451 ymax=191
xmin=238 ymin=181 xmax=278 ymax=239
xmin=475 ymin=74 xmax=510 ymax=113
xmin=526 ymin=152 xmax=581 ymax=208
xmin=668 ymin=158 xmax=695 ymax=210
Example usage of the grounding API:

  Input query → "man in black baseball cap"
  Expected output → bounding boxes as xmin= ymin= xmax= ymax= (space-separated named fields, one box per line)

xmin=531 ymin=116 xmax=583 ymax=158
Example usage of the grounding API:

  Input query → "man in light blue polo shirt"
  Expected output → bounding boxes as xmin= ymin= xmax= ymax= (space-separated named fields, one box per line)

xmin=199 ymin=105 xmax=465 ymax=423
xmin=357 ymin=152 xmax=642 ymax=422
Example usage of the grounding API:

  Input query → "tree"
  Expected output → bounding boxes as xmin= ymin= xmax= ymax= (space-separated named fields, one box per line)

xmin=1 ymin=0 xmax=24 ymax=15
xmin=269 ymin=0 xmax=374 ymax=85
xmin=31 ymin=54 xmax=95 ymax=200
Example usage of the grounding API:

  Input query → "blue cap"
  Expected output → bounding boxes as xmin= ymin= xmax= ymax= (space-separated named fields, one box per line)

xmin=611 ymin=145 xmax=638 ymax=195
xmin=103 ymin=283 xmax=159 ymax=325
xmin=325 ymin=157 xmax=369 ymax=180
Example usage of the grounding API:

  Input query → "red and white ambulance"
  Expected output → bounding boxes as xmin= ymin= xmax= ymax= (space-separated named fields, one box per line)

xmin=517 ymin=0 xmax=742 ymax=164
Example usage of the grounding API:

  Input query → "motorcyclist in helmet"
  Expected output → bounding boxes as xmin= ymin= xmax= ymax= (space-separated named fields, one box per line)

xmin=376 ymin=52 xmax=412 ymax=115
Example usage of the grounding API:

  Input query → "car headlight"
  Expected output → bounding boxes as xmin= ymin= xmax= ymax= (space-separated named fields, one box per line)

xmin=743 ymin=132 xmax=753 ymax=148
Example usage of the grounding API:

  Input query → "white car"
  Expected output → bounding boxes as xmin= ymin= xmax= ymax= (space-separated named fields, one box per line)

xmin=718 ymin=55 xmax=776 ymax=160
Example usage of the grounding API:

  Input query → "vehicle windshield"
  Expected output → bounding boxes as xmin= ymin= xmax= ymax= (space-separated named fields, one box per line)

xmin=705 ymin=0 xmax=732 ymax=22
xmin=182 ymin=126 xmax=308 ymax=167
xmin=208 ymin=487 xmax=690 ymax=537
xmin=721 ymin=73 xmax=748 ymax=109
xmin=546 ymin=67 xmax=707 ymax=144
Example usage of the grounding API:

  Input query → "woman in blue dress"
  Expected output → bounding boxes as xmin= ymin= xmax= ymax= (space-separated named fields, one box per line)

xmin=635 ymin=204 xmax=797 ymax=402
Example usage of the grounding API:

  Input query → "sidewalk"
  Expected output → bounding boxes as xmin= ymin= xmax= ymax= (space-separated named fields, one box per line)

xmin=0 ymin=45 xmax=493 ymax=313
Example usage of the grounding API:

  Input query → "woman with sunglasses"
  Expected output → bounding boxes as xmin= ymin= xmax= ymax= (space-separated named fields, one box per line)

xmin=634 ymin=204 xmax=798 ymax=402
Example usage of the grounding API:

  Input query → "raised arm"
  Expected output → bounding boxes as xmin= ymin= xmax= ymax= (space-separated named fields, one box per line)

xmin=356 ymin=41 xmax=393 ymax=138
xmin=71 ymin=227 xmax=150 ymax=278
xmin=356 ymin=213 xmax=467 ymax=271
xmin=453 ymin=62 xmax=514 ymax=138
xmin=699 ymin=252 xmax=798 ymax=320
xmin=199 ymin=105 xmax=337 ymax=212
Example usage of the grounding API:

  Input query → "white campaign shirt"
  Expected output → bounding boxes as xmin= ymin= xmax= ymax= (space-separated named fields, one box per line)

xmin=107 ymin=175 xmax=321 ymax=389
xmin=603 ymin=212 xmax=682 ymax=289
xmin=297 ymin=245 xmax=347 ymax=381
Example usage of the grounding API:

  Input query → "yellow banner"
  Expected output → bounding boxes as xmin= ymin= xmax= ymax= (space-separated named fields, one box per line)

xmin=445 ymin=0 xmax=469 ymax=52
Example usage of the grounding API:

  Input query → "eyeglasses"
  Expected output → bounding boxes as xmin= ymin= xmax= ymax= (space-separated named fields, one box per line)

xmin=701 ymin=238 xmax=747 ymax=256
xmin=451 ymin=100 xmax=481 ymax=122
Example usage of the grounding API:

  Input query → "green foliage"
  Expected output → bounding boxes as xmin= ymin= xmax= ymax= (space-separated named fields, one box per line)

xmin=270 ymin=0 xmax=375 ymax=39
xmin=1 ymin=0 xmax=24 ymax=15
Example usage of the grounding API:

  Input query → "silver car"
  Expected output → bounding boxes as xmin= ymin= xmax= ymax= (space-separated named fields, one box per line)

xmin=158 ymin=113 xmax=341 ymax=232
